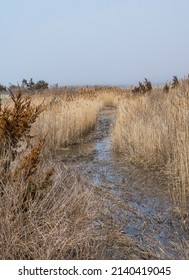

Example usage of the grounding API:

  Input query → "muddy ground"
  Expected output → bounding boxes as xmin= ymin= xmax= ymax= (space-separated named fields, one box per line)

xmin=61 ymin=105 xmax=188 ymax=259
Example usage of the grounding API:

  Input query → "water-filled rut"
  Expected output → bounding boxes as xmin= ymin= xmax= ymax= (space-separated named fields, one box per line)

xmin=62 ymin=105 xmax=188 ymax=258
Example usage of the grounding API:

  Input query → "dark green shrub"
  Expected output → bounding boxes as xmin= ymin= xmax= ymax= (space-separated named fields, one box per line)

xmin=35 ymin=80 xmax=48 ymax=90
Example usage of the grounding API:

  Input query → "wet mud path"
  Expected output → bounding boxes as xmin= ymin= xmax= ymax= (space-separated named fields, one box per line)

xmin=62 ymin=105 xmax=188 ymax=259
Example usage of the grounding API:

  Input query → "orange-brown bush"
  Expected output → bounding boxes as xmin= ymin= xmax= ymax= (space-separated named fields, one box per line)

xmin=0 ymin=91 xmax=55 ymax=212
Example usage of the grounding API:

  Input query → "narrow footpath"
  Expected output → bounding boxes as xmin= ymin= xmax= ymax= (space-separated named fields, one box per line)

xmin=62 ymin=105 xmax=188 ymax=259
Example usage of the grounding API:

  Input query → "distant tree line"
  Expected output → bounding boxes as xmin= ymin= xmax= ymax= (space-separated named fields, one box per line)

xmin=22 ymin=78 xmax=48 ymax=90
xmin=1 ymin=78 xmax=49 ymax=92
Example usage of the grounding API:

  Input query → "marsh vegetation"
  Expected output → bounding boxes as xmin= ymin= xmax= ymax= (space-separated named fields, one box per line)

xmin=0 ymin=78 xmax=189 ymax=259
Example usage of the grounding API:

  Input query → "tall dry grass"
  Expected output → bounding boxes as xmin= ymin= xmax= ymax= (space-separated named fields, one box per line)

xmin=112 ymin=92 xmax=172 ymax=166
xmin=1 ymin=89 xmax=160 ymax=260
xmin=31 ymin=87 xmax=120 ymax=155
xmin=0 ymin=160 xmax=132 ymax=259
xmin=112 ymin=80 xmax=189 ymax=214
xmin=0 ymin=90 xmax=120 ymax=259
xmin=1 ymin=89 xmax=188 ymax=259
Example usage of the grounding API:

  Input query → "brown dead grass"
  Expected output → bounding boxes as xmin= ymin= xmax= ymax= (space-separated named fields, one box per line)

xmin=30 ymin=87 xmax=121 ymax=155
xmin=0 ymin=90 xmax=123 ymax=259
xmin=0 ymin=160 xmax=126 ymax=259
xmin=1 ymin=87 xmax=187 ymax=259
xmin=112 ymin=79 xmax=189 ymax=215
xmin=1 ymin=88 xmax=164 ymax=260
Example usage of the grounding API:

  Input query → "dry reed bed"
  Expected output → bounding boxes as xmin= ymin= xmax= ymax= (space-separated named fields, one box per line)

xmin=112 ymin=81 xmax=189 ymax=215
xmin=1 ymin=88 xmax=151 ymax=260
xmin=112 ymin=93 xmax=172 ymax=166
xmin=0 ymin=90 xmax=127 ymax=259
xmin=1 ymin=89 xmax=188 ymax=259
xmin=1 ymin=160 xmax=170 ymax=260
xmin=0 ymin=160 xmax=129 ymax=259
xmin=31 ymin=88 xmax=121 ymax=154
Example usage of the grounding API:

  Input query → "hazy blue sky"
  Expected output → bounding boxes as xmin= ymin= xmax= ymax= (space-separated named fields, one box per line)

xmin=1 ymin=0 xmax=189 ymax=86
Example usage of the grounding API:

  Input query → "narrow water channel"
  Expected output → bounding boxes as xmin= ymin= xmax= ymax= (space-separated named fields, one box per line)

xmin=62 ymin=105 xmax=188 ymax=259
